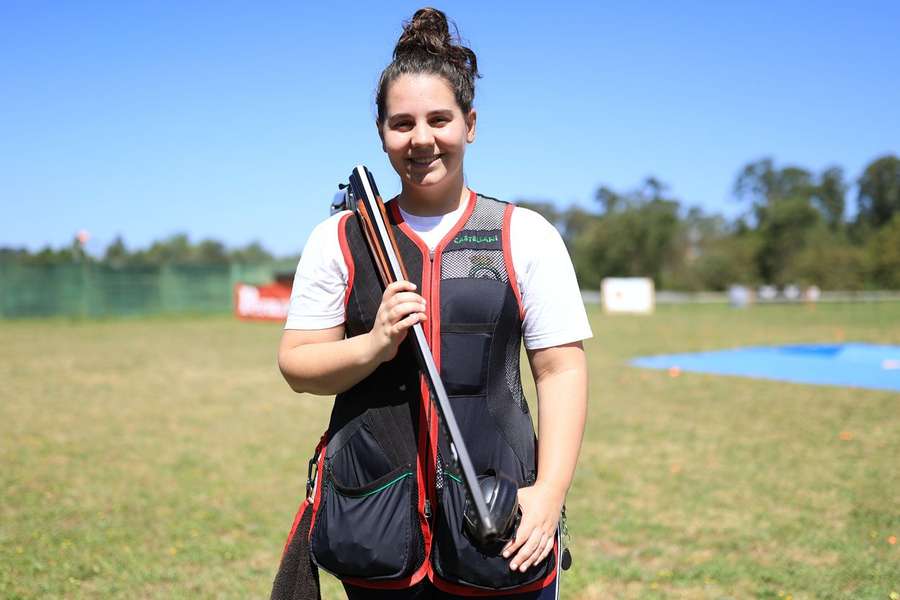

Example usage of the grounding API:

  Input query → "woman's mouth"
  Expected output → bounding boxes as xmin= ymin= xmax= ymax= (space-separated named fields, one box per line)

xmin=408 ymin=154 xmax=441 ymax=167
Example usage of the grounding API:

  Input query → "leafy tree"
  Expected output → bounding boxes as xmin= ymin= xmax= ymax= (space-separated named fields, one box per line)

xmin=733 ymin=159 xmax=827 ymax=284
xmin=734 ymin=159 xmax=814 ymax=220
xmin=781 ymin=227 xmax=866 ymax=290
xmin=756 ymin=196 xmax=822 ymax=284
xmin=573 ymin=179 xmax=681 ymax=288
xmin=103 ymin=236 xmax=129 ymax=267
xmin=865 ymin=214 xmax=900 ymax=288
xmin=812 ymin=166 xmax=846 ymax=230
xmin=135 ymin=233 xmax=193 ymax=265
xmin=594 ymin=185 xmax=622 ymax=214
xmin=692 ymin=231 xmax=763 ymax=290
xmin=230 ymin=241 xmax=275 ymax=264
xmin=664 ymin=208 xmax=759 ymax=291
xmin=856 ymin=154 xmax=900 ymax=229
xmin=194 ymin=239 xmax=229 ymax=264
xmin=560 ymin=205 xmax=596 ymax=248
xmin=0 ymin=247 xmax=29 ymax=264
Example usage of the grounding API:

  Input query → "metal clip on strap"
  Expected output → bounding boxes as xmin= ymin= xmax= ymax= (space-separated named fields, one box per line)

xmin=306 ymin=455 xmax=318 ymax=502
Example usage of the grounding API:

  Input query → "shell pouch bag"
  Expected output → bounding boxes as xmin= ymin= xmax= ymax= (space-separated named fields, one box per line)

xmin=309 ymin=421 xmax=424 ymax=580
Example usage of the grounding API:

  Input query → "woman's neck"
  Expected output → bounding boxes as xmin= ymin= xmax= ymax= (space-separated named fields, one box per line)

xmin=398 ymin=176 xmax=469 ymax=217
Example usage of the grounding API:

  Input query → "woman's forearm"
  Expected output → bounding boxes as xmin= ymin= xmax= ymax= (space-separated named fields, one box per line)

xmin=533 ymin=353 xmax=588 ymax=500
xmin=278 ymin=332 xmax=382 ymax=396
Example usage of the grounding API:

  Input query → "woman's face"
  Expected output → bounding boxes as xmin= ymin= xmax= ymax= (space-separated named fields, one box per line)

xmin=379 ymin=73 xmax=476 ymax=194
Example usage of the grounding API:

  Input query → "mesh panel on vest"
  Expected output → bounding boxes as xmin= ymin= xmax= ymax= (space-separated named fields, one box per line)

xmin=440 ymin=195 xmax=507 ymax=283
xmin=440 ymin=249 xmax=508 ymax=284
xmin=463 ymin=196 xmax=507 ymax=230
xmin=504 ymin=328 xmax=528 ymax=413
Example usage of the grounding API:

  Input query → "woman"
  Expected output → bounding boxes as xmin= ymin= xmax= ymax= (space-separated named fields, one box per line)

xmin=273 ymin=7 xmax=590 ymax=599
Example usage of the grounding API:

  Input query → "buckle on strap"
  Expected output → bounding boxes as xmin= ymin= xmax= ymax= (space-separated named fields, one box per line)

xmin=305 ymin=454 xmax=318 ymax=501
xmin=306 ymin=433 xmax=327 ymax=502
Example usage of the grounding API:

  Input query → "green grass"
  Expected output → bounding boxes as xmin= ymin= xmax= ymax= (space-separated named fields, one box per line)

xmin=1 ymin=304 xmax=898 ymax=599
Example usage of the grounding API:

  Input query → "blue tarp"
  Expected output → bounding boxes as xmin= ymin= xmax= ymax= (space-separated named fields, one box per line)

xmin=631 ymin=343 xmax=900 ymax=392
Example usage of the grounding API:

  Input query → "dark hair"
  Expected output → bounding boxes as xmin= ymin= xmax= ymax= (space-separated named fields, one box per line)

xmin=376 ymin=7 xmax=480 ymax=125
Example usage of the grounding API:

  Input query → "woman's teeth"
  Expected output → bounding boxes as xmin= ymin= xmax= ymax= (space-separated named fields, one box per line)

xmin=411 ymin=155 xmax=439 ymax=165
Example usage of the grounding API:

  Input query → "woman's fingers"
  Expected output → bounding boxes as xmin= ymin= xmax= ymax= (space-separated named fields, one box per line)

xmin=532 ymin=534 xmax=555 ymax=568
xmin=368 ymin=280 xmax=427 ymax=362
xmin=385 ymin=280 xmax=417 ymax=294
xmin=394 ymin=312 xmax=425 ymax=332
xmin=387 ymin=301 xmax=426 ymax=325
xmin=383 ymin=280 xmax=419 ymax=304
xmin=543 ymin=534 xmax=555 ymax=559
xmin=509 ymin=527 xmax=545 ymax=571
xmin=388 ymin=290 xmax=425 ymax=303
xmin=388 ymin=298 xmax=426 ymax=317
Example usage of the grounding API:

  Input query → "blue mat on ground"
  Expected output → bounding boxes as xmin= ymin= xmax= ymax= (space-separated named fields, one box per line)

xmin=631 ymin=343 xmax=900 ymax=392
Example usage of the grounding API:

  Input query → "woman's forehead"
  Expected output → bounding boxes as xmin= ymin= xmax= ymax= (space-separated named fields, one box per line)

xmin=385 ymin=73 xmax=458 ymax=116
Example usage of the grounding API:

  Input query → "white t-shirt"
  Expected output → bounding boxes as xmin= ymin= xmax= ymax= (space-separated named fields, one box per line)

xmin=285 ymin=196 xmax=592 ymax=350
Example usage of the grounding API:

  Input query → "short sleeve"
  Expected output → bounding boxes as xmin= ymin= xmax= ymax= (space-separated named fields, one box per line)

xmin=510 ymin=207 xmax=593 ymax=350
xmin=284 ymin=211 xmax=351 ymax=330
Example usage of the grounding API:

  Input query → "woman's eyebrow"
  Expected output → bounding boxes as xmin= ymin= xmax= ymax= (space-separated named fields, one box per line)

xmin=388 ymin=109 xmax=454 ymax=121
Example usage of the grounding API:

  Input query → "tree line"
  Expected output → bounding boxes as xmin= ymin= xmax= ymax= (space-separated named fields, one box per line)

xmin=3 ymin=154 xmax=898 ymax=289
xmin=0 ymin=234 xmax=296 ymax=268
xmin=518 ymin=154 xmax=900 ymax=290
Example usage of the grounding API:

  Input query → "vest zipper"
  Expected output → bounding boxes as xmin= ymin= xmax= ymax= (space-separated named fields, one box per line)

xmin=427 ymin=247 xmax=441 ymax=528
xmin=415 ymin=246 xmax=437 ymax=560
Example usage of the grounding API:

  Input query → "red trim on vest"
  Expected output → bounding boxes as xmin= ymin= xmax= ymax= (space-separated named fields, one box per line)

xmin=337 ymin=212 xmax=355 ymax=313
xmin=502 ymin=204 xmax=526 ymax=320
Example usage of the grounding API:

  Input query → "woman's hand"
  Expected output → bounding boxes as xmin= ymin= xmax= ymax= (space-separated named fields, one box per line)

xmin=367 ymin=280 xmax=427 ymax=363
xmin=501 ymin=481 xmax=565 ymax=572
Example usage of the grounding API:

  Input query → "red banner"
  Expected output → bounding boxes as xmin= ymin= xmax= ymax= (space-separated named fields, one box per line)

xmin=233 ymin=282 xmax=291 ymax=321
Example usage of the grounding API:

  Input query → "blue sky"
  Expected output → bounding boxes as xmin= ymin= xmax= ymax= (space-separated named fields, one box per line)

xmin=2 ymin=1 xmax=898 ymax=256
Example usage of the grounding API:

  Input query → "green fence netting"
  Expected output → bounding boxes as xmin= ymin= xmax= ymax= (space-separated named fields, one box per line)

xmin=0 ymin=262 xmax=294 ymax=319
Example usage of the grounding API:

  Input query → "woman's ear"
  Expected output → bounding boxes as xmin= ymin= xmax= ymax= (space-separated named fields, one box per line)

xmin=466 ymin=109 xmax=477 ymax=143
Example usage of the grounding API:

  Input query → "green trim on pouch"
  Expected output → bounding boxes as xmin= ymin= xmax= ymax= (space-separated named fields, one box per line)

xmin=335 ymin=472 xmax=413 ymax=498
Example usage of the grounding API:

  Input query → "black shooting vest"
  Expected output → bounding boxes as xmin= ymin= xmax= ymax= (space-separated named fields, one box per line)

xmin=307 ymin=192 xmax=558 ymax=594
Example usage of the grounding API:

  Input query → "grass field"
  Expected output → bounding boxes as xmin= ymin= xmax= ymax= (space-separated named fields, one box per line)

xmin=1 ymin=303 xmax=898 ymax=599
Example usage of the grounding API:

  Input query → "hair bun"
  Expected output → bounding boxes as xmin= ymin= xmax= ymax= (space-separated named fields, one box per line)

xmin=393 ymin=7 xmax=478 ymax=80
xmin=395 ymin=8 xmax=453 ymax=59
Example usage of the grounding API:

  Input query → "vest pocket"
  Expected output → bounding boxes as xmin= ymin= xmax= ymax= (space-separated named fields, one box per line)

xmin=441 ymin=323 xmax=494 ymax=396
xmin=432 ymin=475 xmax=556 ymax=590
xmin=310 ymin=463 xmax=420 ymax=580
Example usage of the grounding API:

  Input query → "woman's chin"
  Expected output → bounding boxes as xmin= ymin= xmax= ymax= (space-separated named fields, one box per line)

xmin=405 ymin=170 xmax=446 ymax=187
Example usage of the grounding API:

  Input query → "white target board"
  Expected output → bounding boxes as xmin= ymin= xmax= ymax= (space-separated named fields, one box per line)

xmin=601 ymin=277 xmax=655 ymax=314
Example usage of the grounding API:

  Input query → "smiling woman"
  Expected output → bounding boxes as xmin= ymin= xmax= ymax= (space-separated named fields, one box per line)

xmin=379 ymin=73 xmax=476 ymax=216
xmin=271 ymin=7 xmax=591 ymax=600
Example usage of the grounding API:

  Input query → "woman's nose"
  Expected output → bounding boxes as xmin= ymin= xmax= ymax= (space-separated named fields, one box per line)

xmin=411 ymin=124 xmax=434 ymax=147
